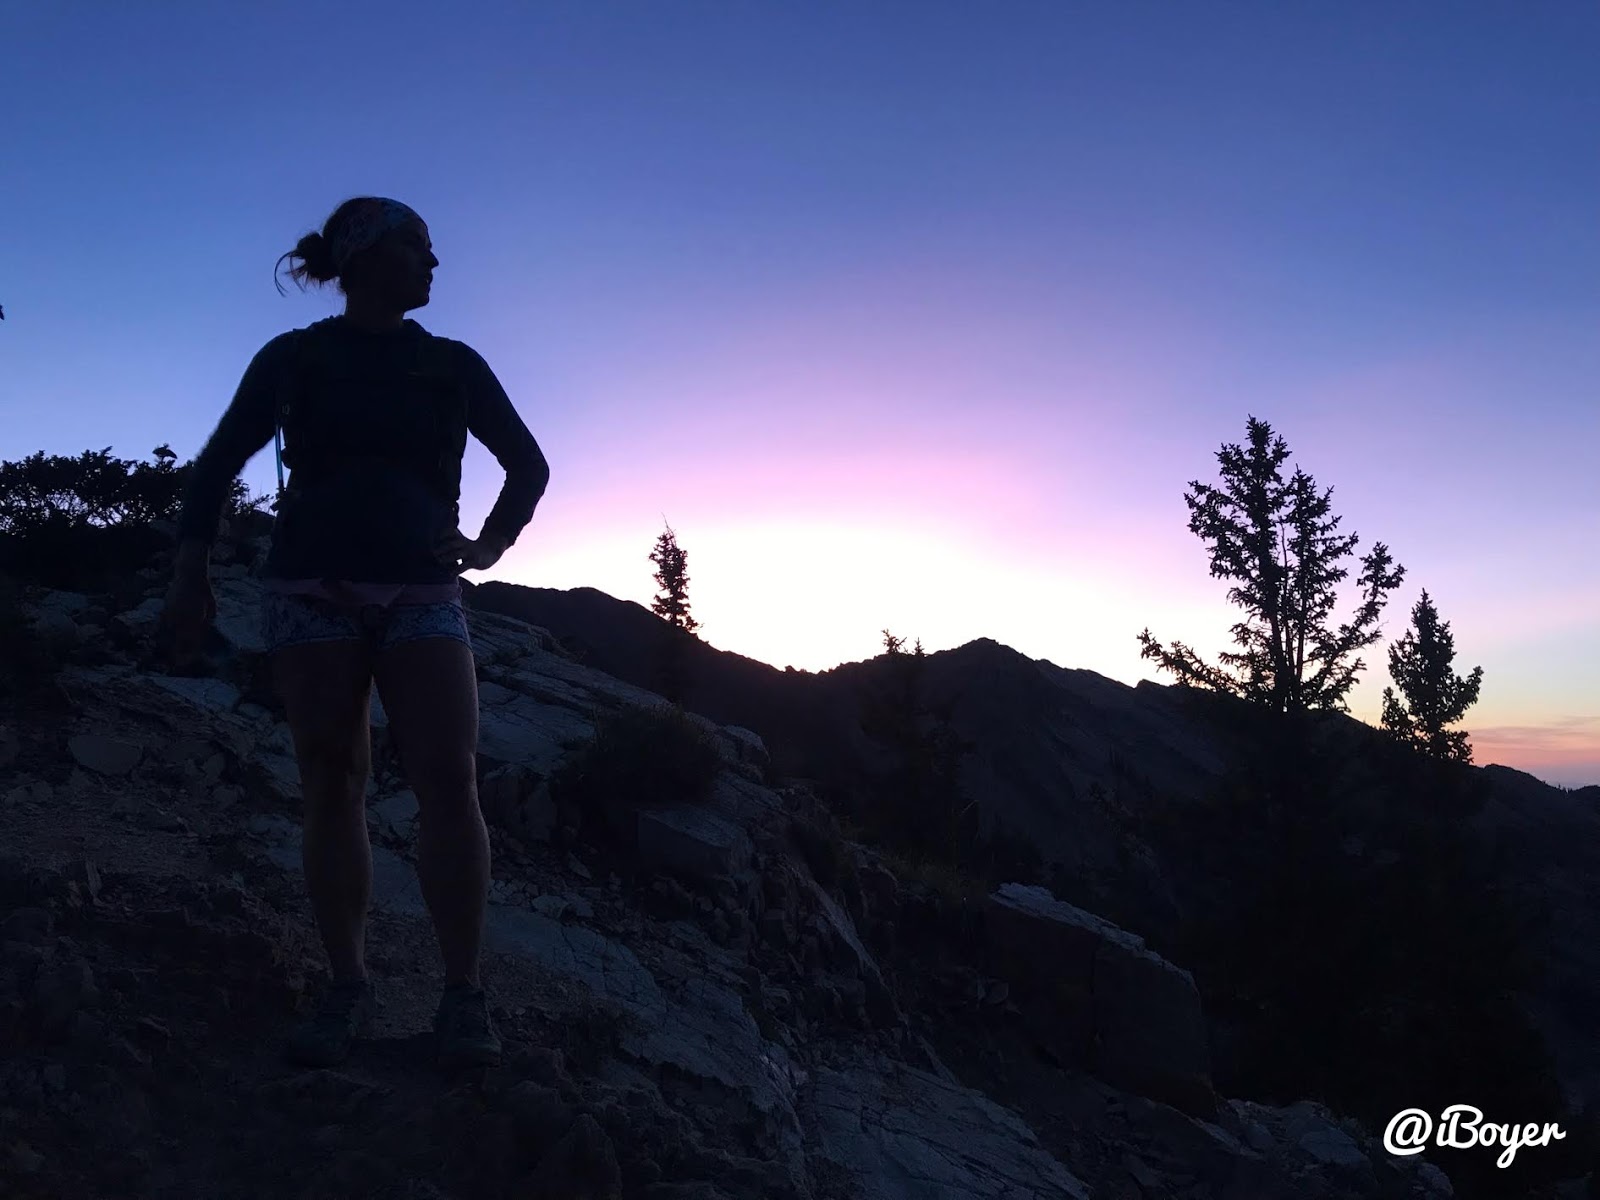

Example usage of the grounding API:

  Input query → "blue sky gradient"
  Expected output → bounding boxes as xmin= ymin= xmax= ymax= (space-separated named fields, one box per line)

xmin=2 ymin=2 xmax=1596 ymax=784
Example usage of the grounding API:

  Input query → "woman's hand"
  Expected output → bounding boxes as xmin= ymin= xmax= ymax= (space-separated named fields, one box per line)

xmin=433 ymin=528 xmax=509 ymax=573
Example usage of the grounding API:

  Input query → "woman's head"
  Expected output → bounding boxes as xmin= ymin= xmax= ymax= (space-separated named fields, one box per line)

xmin=275 ymin=197 xmax=438 ymax=314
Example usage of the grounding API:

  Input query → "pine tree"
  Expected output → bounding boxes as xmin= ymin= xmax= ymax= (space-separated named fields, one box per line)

xmin=648 ymin=520 xmax=699 ymax=635
xmin=648 ymin=520 xmax=699 ymax=704
xmin=856 ymin=630 xmax=977 ymax=866
xmin=1138 ymin=416 xmax=1405 ymax=714
xmin=1381 ymin=590 xmax=1483 ymax=763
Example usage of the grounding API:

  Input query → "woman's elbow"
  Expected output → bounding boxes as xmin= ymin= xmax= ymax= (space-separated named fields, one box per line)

xmin=512 ymin=455 xmax=549 ymax=500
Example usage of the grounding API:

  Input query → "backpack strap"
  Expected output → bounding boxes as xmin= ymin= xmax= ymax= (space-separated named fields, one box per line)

xmin=271 ymin=324 xmax=333 ymax=511
xmin=270 ymin=329 xmax=308 ymax=512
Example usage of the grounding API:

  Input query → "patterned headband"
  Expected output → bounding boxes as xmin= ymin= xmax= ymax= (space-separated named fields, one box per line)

xmin=328 ymin=197 xmax=423 ymax=274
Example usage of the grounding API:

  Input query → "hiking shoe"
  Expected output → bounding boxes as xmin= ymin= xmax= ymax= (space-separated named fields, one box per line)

xmin=284 ymin=977 xmax=376 ymax=1067
xmin=434 ymin=982 xmax=502 ymax=1069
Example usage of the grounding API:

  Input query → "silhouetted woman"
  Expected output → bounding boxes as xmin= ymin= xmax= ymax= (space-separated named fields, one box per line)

xmin=161 ymin=197 xmax=550 ymax=1069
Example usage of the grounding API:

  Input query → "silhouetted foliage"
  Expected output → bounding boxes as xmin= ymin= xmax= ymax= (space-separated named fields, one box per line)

xmin=1381 ymin=589 xmax=1483 ymax=763
xmin=648 ymin=519 xmax=699 ymax=635
xmin=877 ymin=847 xmax=988 ymax=908
xmin=648 ymin=519 xmax=698 ymax=704
xmin=548 ymin=702 xmax=723 ymax=840
xmin=1138 ymin=416 xmax=1405 ymax=714
xmin=855 ymin=630 xmax=981 ymax=870
xmin=1154 ymin=701 xmax=1575 ymax=1200
xmin=0 ymin=446 xmax=268 ymax=591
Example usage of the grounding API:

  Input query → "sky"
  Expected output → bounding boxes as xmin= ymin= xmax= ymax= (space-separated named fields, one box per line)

xmin=1 ymin=2 xmax=1596 ymax=787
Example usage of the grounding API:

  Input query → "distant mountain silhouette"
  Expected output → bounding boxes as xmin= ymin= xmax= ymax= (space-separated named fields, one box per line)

xmin=465 ymin=581 xmax=1233 ymax=897
xmin=465 ymin=577 xmax=1600 ymax=1136
xmin=465 ymin=580 xmax=837 ymax=780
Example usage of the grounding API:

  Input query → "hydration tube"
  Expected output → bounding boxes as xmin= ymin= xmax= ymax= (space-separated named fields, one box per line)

xmin=273 ymin=423 xmax=285 ymax=511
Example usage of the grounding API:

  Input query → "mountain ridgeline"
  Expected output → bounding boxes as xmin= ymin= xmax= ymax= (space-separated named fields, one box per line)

xmin=467 ymin=575 xmax=1600 ymax=1197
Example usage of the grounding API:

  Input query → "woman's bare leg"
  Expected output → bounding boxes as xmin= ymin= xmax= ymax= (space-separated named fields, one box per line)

xmin=273 ymin=638 xmax=376 ymax=983
xmin=372 ymin=636 xmax=487 ymax=986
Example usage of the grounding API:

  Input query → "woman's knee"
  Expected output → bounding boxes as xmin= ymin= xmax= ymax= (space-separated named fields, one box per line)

xmin=372 ymin=636 xmax=479 ymax=808
xmin=290 ymin=711 xmax=372 ymax=808
xmin=298 ymin=749 xmax=370 ymax=809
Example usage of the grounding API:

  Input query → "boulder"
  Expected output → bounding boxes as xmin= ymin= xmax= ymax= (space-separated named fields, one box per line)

xmin=985 ymin=882 xmax=1216 ymax=1117
xmin=370 ymin=789 xmax=419 ymax=841
xmin=793 ymin=870 xmax=898 ymax=1025
xmin=67 ymin=733 xmax=143 ymax=777
xmin=112 ymin=596 xmax=164 ymax=635
xmin=32 ymin=608 xmax=81 ymax=650
xmin=635 ymin=806 xmax=754 ymax=883
xmin=1280 ymin=1100 xmax=1371 ymax=1170
xmin=721 ymin=725 xmax=769 ymax=771
xmin=800 ymin=1056 xmax=1090 ymax=1199
xmin=37 ymin=589 xmax=92 ymax=616
xmin=530 ymin=894 xmax=589 ymax=922
xmin=210 ymin=579 xmax=267 ymax=656
xmin=480 ymin=766 xmax=556 ymax=843
xmin=2 ymin=779 xmax=52 ymax=809
xmin=149 ymin=675 xmax=241 ymax=715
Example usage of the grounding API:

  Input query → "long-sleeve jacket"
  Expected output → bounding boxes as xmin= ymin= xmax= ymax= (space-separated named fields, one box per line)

xmin=177 ymin=316 xmax=549 ymax=584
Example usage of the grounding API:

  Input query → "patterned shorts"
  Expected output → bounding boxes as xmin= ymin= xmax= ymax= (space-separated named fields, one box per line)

xmin=261 ymin=592 xmax=473 ymax=655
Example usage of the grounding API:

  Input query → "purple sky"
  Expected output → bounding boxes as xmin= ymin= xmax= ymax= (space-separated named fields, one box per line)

xmin=2 ymin=3 xmax=1595 ymax=786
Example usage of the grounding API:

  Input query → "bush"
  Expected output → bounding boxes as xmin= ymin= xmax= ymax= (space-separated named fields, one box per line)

xmin=0 ymin=446 xmax=270 ymax=591
xmin=1160 ymin=707 xmax=1576 ymax=1200
xmin=878 ymin=848 xmax=986 ymax=908
xmin=549 ymin=702 xmax=724 ymax=830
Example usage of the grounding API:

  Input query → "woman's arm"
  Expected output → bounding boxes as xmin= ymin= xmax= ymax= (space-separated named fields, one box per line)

xmin=458 ymin=343 xmax=550 ymax=550
xmin=173 ymin=333 xmax=293 ymax=575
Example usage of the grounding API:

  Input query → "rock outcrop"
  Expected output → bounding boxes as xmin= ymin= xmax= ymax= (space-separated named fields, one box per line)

xmin=0 ymin=524 xmax=1485 ymax=1197
xmin=985 ymin=883 xmax=1216 ymax=1119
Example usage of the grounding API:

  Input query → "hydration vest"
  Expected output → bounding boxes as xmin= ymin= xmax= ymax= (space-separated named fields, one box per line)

xmin=270 ymin=321 xmax=469 ymax=521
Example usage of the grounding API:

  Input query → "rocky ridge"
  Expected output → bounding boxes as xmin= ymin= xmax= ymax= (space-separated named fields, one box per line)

xmin=0 ymin=524 xmax=1476 ymax=1198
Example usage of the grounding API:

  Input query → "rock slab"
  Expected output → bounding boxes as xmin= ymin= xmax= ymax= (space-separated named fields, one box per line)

xmin=985 ymin=882 xmax=1216 ymax=1118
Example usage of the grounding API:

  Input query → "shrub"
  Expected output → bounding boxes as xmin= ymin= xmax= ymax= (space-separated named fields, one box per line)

xmin=0 ymin=446 xmax=270 ymax=591
xmin=879 ymin=848 xmax=986 ymax=908
xmin=548 ymin=702 xmax=723 ymax=828
xmin=1163 ymin=713 xmax=1575 ymax=1200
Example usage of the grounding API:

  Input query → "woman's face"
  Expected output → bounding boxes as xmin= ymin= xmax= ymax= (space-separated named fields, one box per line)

xmin=348 ymin=217 xmax=439 ymax=313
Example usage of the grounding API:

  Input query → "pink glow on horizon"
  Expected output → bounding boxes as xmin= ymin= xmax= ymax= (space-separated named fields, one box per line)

xmin=1469 ymin=717 xmax=1600 ymax=774
xmin=452 ymin=250 xmax=1598 ymax=788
